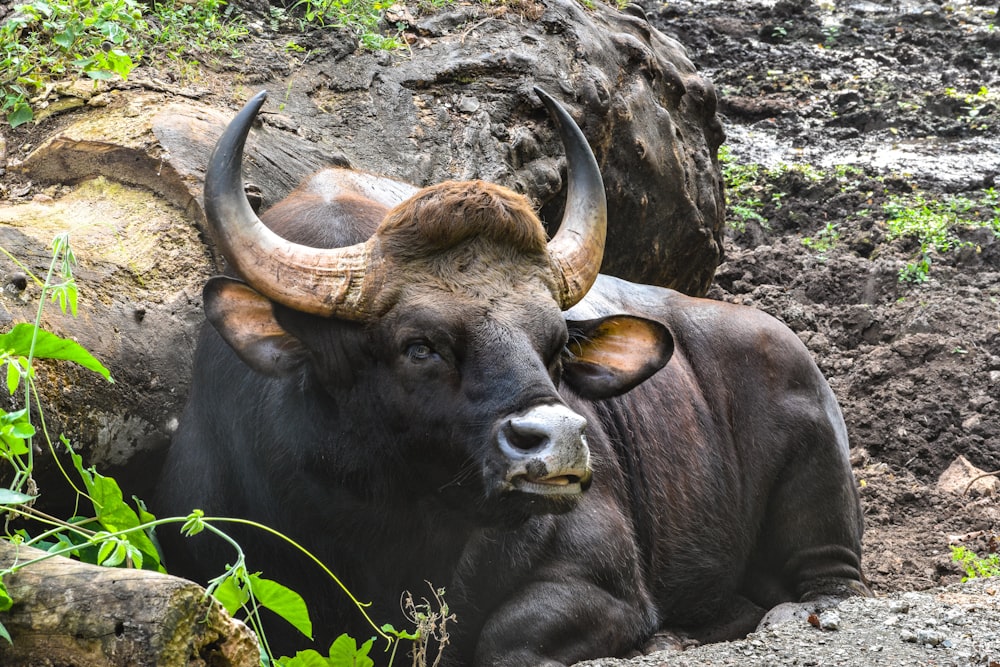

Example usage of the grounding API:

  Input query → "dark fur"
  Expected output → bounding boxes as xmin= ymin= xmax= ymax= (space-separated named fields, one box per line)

xmin=156 ymin=171 xmax=867 ymax=665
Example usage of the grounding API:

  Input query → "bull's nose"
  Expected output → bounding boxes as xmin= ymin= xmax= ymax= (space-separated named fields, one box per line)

xmin=502 ymin=409 xmax=587 ymax=454
xmin=498 ymin=404 xmax=592 ymax=496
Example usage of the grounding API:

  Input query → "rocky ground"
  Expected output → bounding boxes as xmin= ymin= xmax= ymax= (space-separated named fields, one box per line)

xmin=582 ymin=0 xmax=1000 ymax=664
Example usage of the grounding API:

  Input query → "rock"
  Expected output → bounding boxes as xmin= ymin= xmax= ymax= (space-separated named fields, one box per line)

xmin=936 ymin=456 xmax=999 ymax=497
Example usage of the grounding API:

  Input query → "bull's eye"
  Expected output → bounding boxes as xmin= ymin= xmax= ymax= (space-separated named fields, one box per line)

xmin=405 ymin=341 xmax=437 ymax=362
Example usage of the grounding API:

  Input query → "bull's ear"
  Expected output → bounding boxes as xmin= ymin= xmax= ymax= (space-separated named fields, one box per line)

xmin=562 ymin=315 xmax=673 ymax=399
xmin=204 ymin=276 xmax=308 ymax=377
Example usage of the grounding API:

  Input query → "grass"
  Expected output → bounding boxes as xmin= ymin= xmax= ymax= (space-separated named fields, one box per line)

xmin=884 ymin=189 xmax=1000 ymax=283
xmin=720 ymin=144 xmax=1000 ymax=283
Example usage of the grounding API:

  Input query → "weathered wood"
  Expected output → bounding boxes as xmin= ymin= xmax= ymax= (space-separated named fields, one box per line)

xmin=0 ymin=541 xmax=260 ymax=667
xmin=14 ymin=91 xmax=350 ymax=262
xmin=0 ymin=177 xmax=213 ymax=504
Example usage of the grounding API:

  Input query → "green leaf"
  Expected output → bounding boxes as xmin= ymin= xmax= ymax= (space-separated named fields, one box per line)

xmin=327 ymin=634 xmax=374 ymax=667
xmin=0 ymin=578 xmax=13 ymax=612
xmin=50 ymin=282 xmax=78 ymax=317
xmin=381 ymin=623 xmax=418 ymax=641
xmin=104 ymin=49 xmax=133 ymax=79
xmin=97 ymin=537 xmax=127 ymax=567
xmin=66 ymin=444 xmax=161 ymax=572
xmin=0 ymin=323 xmax=112 ymax=382
xmin=212 ymin=574 xmax=249 ymax=616
xmin=85 ymin=68 xmax=116 ymax=80
xmin=181 ymin=509 xmax=205 ymax=536
xmin=248 ymin=574 xmax=313 ymax=640
xmin=52 ymin=23 xmax=79 ymax=49
xmin=0 ymin=620 xmax=10 ymax=645
xmin=0 ymin=488 xmax=36 ymax=506
xmin=87 ymin=471 xmax=162 ymax=571
xmin=7 ymin=102 xmax=33 ymax=128
xmin=8 ymin=421 xmax=35 ymax=439
xmin=277 ymin=650 xmax=329 ymax=667
xmin=0 ymin=408 xmax=34 ymax=456
xmin=6 ymin=362 xmax=21 ymax=395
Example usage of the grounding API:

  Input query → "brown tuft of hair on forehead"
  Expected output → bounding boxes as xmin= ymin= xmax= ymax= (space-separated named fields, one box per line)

xmin=376 ymin=181 xmax=549 ymax=260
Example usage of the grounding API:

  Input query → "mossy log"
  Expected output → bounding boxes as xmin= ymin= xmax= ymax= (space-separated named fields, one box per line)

xmin=0 ymin=541 xmax=259 ymax=667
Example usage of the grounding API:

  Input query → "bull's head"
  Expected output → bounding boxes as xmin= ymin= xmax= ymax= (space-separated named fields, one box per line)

xmin=201 ymin=89 xmax=673 ymax=519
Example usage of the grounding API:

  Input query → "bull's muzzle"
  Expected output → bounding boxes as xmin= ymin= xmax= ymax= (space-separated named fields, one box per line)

xmin=498 ymin=404 xmax=593 ymax=496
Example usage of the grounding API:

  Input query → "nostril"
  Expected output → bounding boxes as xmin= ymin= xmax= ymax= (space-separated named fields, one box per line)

xmin=503 ymin=418 xmax=549 ymax=453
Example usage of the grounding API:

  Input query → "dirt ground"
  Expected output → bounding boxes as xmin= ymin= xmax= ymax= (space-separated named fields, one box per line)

xmin=647 ymin=0 xmax=1000 ymax=595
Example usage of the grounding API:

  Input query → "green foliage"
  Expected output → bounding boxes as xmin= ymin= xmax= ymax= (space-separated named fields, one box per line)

xmin=943 ymin=84 xmax=996 ymax=130
xmin=801 ymin=221 xmax=840 ymax=254
xmin=951 ymin=545 xmax=1000 ymax=582
xmin=884 ymin=189 xmax=1000 ymax=282
xmin=0 ymin=324 xmax=111 ymax=382
xmin=718 ymin=146 xmax=767 ymax=231
xmin=291 ymin=0 xmax=404 ymax=50
xmin=898 ymin=252 xmax=931 ymax=284
xmin=145 ymin=0 xmax=247 ymax=57
xmin=718 ymin=147 xmax=845 ymax=233
xmin=279 ymin=634 xmax=376 ymax=667
xmin=1 ymin=0 xmax=146 ymax=127
xmin=0 ymin=0 xmax=246 ymax=127
xmin=212 ymin=569 xmax=314 ymax=641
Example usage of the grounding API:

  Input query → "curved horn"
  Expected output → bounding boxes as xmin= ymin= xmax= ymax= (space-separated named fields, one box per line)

xmin=204 ymin=90 xmax=376 ymax=319
xmin=535 ymin=87 xmax=607 ymax=309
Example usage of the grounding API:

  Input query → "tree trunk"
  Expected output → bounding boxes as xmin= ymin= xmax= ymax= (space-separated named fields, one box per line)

xmin=0 ymin=541 xmax=260 ymax=667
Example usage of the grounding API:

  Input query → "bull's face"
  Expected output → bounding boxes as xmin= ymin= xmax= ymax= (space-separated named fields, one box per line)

xmin=199 ymin=89 xmax=673 ymax=520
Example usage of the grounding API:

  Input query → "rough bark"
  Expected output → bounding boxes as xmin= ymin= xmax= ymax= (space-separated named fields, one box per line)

xmin=0 ymin=541 xmax=259 ymax=667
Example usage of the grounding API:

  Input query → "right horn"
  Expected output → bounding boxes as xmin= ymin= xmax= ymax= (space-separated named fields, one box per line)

xmin=203 ymin=90 xmax=378 ymax=320
xmin=535 ymin=87 xmax=608 ymax=310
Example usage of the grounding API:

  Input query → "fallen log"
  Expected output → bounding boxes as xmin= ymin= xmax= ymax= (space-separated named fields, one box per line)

xmin=0 ymin=540 xmax=260 ymax=667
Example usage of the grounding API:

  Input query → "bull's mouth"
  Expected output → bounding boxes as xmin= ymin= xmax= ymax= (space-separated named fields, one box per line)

xmin=510 ymin=470 xmax=592 ymax=496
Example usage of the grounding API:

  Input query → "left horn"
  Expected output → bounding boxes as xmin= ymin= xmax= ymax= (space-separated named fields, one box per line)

xmin=203 ymin=90 xmax=378 ymax=319
xmin=535 ymin=87 xmax=607 ymax=309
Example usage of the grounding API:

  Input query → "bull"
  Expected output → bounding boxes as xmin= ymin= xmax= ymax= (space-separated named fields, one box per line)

xmin=155 ymin=87 xmax=869 ymax=665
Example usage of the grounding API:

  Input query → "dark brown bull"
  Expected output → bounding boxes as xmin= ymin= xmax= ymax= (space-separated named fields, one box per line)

xmin=155 ymin=88 xmax=869 ymax=665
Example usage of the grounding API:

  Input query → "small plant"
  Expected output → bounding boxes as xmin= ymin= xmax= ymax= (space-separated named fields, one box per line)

xmin=403 ymin=584 xmax=456 ymax=667
xmin=821 ymin=24 xmax=839 ymax=47
xmin=719 ymin=147 xmax=769 ymax=231
xmin=145 ymin=0 xmax=248 ymax=61
xmin=802 ymin=221 xmax=840 ymax=254
xmin=898 ymin=251 xmax=931 ymax=284
xmin=279 ymin=633 xmax=377 ymax=667
xmin=1 ymin=0 xmax=147 ymax=126
xmin=951 ymin=545 xmax=1000 ymax=581
xmin=884 ymin=189 xmax=1000 ymax=282
xmin=1 ymin=0 xmax=248 ymax=126
xmin=291 ymin=0 xmax=405 ymax=50
xmin=943 ymin=84 xmax=995 ymax=130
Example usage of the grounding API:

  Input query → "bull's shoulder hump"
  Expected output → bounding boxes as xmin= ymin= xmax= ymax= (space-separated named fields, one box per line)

xmin=567 ymin=274 xmax=687 ymax=320
xmin=574 ymin=275 xmax=810 ymax=362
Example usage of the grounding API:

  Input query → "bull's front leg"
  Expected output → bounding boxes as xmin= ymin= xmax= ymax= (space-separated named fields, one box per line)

xmin=474 ymin=577 xmax=657 ymax=666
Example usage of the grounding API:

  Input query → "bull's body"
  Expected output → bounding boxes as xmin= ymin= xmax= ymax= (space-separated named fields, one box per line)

xmin=156 ymin=91 xmax=867 ymax=665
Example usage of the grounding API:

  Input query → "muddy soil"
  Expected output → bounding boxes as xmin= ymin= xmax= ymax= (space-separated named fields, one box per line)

xmin=644 ymin=0 xmax=1000 ymax=599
